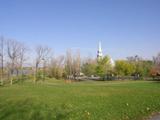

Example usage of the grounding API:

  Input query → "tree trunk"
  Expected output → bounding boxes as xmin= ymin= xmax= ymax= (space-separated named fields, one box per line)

xmin=10 ymin=77 xmax=13 ymax=85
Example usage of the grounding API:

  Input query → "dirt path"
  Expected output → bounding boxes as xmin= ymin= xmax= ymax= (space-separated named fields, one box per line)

xmin=147 ymin=113 xmax=160 ymax=120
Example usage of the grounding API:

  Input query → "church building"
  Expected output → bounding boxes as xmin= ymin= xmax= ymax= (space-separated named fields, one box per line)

xmin=97 ymin=41 xmax=115 ymax=66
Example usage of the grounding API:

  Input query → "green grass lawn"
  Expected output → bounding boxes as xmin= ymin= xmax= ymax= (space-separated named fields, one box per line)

xmin=0 ymin=80 xmax=160 ymax=120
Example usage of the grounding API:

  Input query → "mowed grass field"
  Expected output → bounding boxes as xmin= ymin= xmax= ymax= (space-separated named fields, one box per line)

xmin=0 ymin=80 xmax=160 ymax=120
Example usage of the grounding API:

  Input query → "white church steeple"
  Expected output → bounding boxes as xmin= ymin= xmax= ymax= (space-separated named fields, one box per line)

xmin=97 ymin=41 xmax=103 ymax=60
xmin=96 ymin=41 xmax=115 ymax=66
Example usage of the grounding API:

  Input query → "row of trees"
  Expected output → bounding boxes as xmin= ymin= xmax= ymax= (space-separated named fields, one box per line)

xmin=0 ymin=36 xmax=82 ymax=85
xmin=81 ymin=55 xmax=160 ymax=80
xmin=0 ymin=36 xmax=160 ymax=85
xmin=0 ymin=37 xmax=28 ymax=85
xmin=48 ymin=50 xmax=81 ymax=80
xmin=81 ymin=56 xmax=113 ymax=78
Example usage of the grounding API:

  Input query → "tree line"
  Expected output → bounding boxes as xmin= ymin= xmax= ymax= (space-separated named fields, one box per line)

xmin=82 ymin=54 xmax=160 ymax=80
xmin=0 ymin=36 xmax=160 ymax=85
xmin=0 ymin=36 xmax=82 ymax=85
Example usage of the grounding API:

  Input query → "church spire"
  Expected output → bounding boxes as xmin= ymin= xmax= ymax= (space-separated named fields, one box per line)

xmin=97 ymin=41 xmax=103 ymax=60
xmin=99 ymin=41 xmax=102 ymax=52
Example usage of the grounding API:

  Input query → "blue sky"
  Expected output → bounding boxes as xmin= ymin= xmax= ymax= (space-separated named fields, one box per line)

xmin=0 ymin=0 xmax=160 ymax=60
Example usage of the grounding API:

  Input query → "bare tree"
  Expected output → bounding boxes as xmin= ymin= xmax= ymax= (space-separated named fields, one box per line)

xmin=65 ymin=49 xmax=73 ymax=79
xmin=17 ymin=43 xmax=28 ymax=81
xmin=49 ymin=55 xmax=65 ymax=79
xmin=35 ymin=45 xmax=51 ymax=82
xmin=7 ymin=39 xmax=21 ymax=85
xmin=65 ymin=49 xmax=81 ymax=80
xmin=0 ymin=36 xmax=4 ymax=85
xmin=81 ymin=57 xmax=97 ymax=77
xmin=72 ymin=50 xmax=81 ymax=80
xmin=153 ymin=53 xmax=160 ymax=66
xmin=152 ymin=53 xmax=160 ymax=76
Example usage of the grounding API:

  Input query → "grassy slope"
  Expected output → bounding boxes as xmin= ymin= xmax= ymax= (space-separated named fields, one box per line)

xmin=0 ymin=80 xmax=160 ymax=120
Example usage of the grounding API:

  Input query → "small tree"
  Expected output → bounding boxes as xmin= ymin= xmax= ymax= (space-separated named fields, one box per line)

xmin=127 ymin=55 xmax=153 ymax=78
xmin=65 ymin=49 xmax=73 ymax=79
xmin=72 ymin=50 xmax=81 ymax=80
xmin=81 ymin=58 xmax=97 ymax=76
xmin=49 ymin=55 xmax=65 ymax=79
xmin=35 ymin=45 xmax=51 ymax=82
xmin=115 ymin=60 xmax=135 ymax=77
xmin=96 ymin=55 xmax=112 ymax=79
xmin=151 ymin=53 xmax=160 ymax=79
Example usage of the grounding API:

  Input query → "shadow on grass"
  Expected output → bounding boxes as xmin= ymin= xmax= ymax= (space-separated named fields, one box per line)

xmin=0 ymin=98 xmax=73 ymax=120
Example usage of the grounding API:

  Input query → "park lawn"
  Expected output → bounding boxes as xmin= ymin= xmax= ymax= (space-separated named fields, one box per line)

xmin=0 ymin=80 xmax=160 ymax=120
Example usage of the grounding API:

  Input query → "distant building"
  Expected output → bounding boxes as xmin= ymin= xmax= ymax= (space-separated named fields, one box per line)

xmin=110 ymin=58 xmax=115 ymax=67
xmin=97 ymin=41 xmax=115 ymax=66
